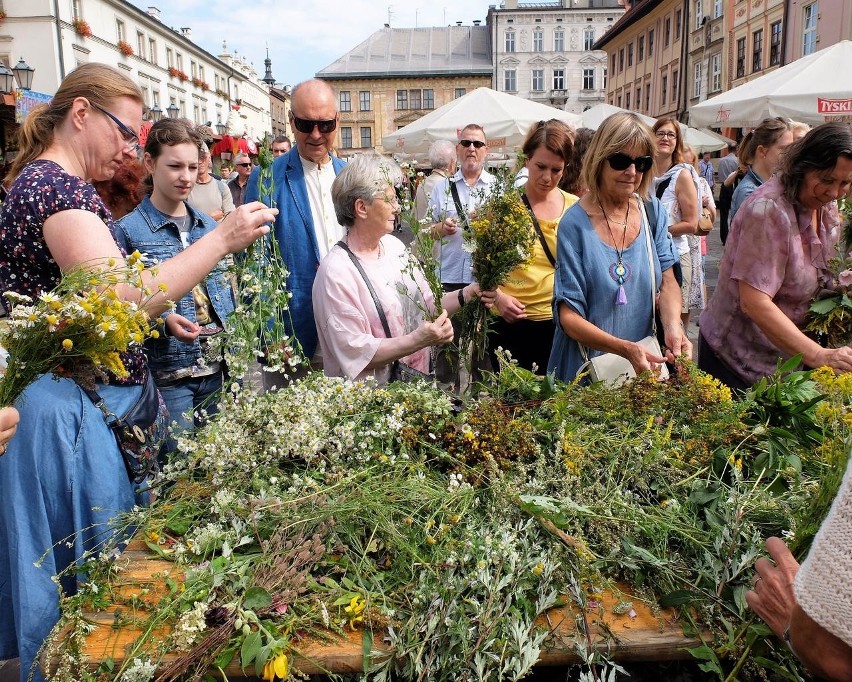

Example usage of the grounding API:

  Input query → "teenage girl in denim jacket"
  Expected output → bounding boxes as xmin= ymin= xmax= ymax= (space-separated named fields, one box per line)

xmin=115 ymin=119 xmax=236 ymax=448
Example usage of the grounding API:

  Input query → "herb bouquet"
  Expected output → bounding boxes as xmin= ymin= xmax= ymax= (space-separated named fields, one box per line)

xmin=0 ymin=254 xmax=162 ymax=406
xmin=457 ymin=171 xmax=536 ymax=366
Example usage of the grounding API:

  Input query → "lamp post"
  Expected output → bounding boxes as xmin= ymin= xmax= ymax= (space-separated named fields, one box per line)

xmin=12 ymin=58 xmax=34 ymax=91
xmin=215 ymin=117 xmax=227 ymax=135
xmin=150 ymin=104 xmax=163 ymax=122
xmin=0 ymin=63 xmax=15 ymax=94
xmin=166 ymin=101 xmax=179 ymax=119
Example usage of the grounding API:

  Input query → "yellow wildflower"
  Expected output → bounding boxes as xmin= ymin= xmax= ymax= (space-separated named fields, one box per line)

xmin=344 ymin=595 xmax=366 ymax=630
xmin=262 ymin=652 xmax=289 ymax=681
xmin=61 ymin=339 xmax=73 ymax=351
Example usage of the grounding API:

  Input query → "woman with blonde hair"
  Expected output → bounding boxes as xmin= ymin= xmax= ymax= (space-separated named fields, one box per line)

xmin=0 ymin=63 xmax=276 ymax=680
xmin=547 ymin=112 xmax=689 ymax=382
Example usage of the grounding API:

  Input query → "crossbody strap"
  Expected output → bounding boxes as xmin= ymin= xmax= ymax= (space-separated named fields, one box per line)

xmin=336 ymin=240 xmax=393 ymax=340
xmin=638 ymin=196 xmax=658 ymax=337
xmin=520 ymin=193 xmax=556 ymax=267
xmin=449 ymin=181 xmax=470 ymax=232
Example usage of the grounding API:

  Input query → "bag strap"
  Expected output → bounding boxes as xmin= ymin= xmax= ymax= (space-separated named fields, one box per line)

xmin=449 ymin=181 xmax=470 ymax=232
xmin=638 ymin=197 xmax=659 ymax=338
xmin=520 ymin=193 xmax=556 ymax=267
xmin=336 ymin=240 xmax=393 ymax=340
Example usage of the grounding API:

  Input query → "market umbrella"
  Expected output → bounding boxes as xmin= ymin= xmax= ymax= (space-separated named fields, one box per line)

xmin=579 ymin=103 xmax=731 ymax=153
xmin=382 ymin=87 xmax=582 ymax=156
xmin=689 ymin=40 xmax=852 ymax=128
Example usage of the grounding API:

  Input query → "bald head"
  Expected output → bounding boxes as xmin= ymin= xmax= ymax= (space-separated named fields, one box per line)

xmin=290 ymin=79 xmax=340 ymax=165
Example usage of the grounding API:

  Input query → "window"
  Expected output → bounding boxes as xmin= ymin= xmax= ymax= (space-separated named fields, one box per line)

xmin=340 ymin=91 xmax=351 ymax=112
xmin=714 ymin=0 xmax=723 ymax=19
xmin=627 ymin=42 xmax=634 ymax=67
xmin=409 ymin=89 xmax=421 ymax=109
xmin=360 ymin=126 xmax=372 ymax=149
xmin=505 ymin=30 xmax=515 ymax=52
xmin=602 ymin=67 xmax=607 ymax=89
xmin=770 ymin=21 xmax=782 ymax=65
xmin=752 ymin=29 xmax=763 ymax=72
xmin=72 ymin=0 xmax=82 ymax=19
xmin=176 ymin=53 xmax=183 ymax=71
xmin=711 ymin=53 xmax=721 ymax=91
xmin=672 ymin=69 xmax=678 ymax=102
xmin=116 ymin=19 xmax=125 ymax=42
xmin=695 ymin=0 xmax=703 ymax=30
xmin=454 ymin=88 xmax=466 ymax=99
xmin=191 ymin=61 xmax=197 ymax=78
xmin=533 ymin=29 xmax=543 ymax=52
xmin=423 ymin=89 xmax=434 ymax=109
xmin=661 ymin=74 xmax=668 ymax=106
xmin=638 ymin=35 xmax=645 ymax=61
xmin=584 ymin=27 xmax=595 ymax=50
xmin=340 ymin=127 xmax=353 ymax=149
xmin=611 ymin=53 xmax=616 ymax=74
xmin=504 ymin=69 xmax=517 ymax=92
xmin=532 ymin=69 xmax=545 ymax=91
xmin=664 ymin=16 xmax=671 ymax=46
xmin=803 ymin=2 xmax=818 ymax=56
xmin=736 ymin=37 xmax=746 ymax=78
xmin=675 ymin=9 xmax=682 ymax=40
xmin=617 ymin=94 xmax=622 ymax=107
xmin=166 ymin=47 xmax=173 ymax=68
xmin=396 ymin=89 xmax=408 ymax=109
xmin=359 ymin=91 xmax=371 ymax=111
xmin=645 ymin=83 xmax=651 ymax=110
xmin=137 ymin=31 xmax=145 ymax=60
xmin=554 ymin=30 xmax=564 ymax=52
xmin=625 ymin=91 xmax=631 ymax=109
xmin=619 ymin=47 xmax=624 ymax=71
xmin=693 ymin=61 xmax=703 ymax=98
xmin=199 ymin=65 xmax=204 ymax=82
xmin=582 ymin=68 xmax=594 ymax=90
xmin=553 ymin=69 xmax=565 ymax=90
xmin=193 ymin=103 xmax=200 ymax=123
xmin=148 ymin=38 xmax=157 ymax=65
xmin=648 ymin=29 xmax=655 ymax=56
xmin=635 ymin=88 xmax=641 ymax=109
xmin=214 ymin=74 xmax=220 ymax=91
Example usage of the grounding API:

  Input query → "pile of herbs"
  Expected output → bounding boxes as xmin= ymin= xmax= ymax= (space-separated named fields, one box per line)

xmin=44 ymin=359 xmax=851 ymax=682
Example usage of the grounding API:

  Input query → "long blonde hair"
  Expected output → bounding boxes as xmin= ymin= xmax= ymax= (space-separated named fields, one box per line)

xmin=9 ymin=63 xmax=143 ymax=181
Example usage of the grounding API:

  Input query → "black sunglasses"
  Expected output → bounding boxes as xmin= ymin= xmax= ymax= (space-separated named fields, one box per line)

xmin=607 ymin=152 xmax=654 ymax=173
xmin=236 ymin=163 xmax=252 ymax=168
xmin=291 ymin=115 xmax=337 ymax=134
xmin=459 ymin=139 xmax=486 ymax=149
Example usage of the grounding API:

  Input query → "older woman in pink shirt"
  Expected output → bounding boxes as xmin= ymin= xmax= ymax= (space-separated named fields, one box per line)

xmin=699 ymin=123 xmax=852 ymax=389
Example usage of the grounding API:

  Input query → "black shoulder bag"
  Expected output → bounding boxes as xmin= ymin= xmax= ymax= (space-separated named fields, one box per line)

xmin=520 ymin=193 xmax=556 ymax=267
xmin=449 ymin=182 xmax=471 ymax=233
xmin=336 ymin=241 xmax=430 ymax=383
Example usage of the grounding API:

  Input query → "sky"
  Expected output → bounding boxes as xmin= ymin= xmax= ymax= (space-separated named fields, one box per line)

xmin=129 ymin=1 xmax=498 ymax=87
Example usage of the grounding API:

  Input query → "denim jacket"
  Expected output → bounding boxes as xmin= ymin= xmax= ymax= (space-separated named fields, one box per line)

xmin=115 ymin=196 xmax=235 ymax=374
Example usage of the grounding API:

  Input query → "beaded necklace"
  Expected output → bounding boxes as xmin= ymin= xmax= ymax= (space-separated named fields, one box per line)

xmin=599 ymin=199 xmax=631 ymax=305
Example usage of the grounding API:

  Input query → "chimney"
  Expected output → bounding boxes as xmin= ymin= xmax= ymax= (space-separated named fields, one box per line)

xmin=147 ymin=6 xmax=161 ymax=21
xmin=473 ymin=19 xmax=481 ymax=25
xmin=180 ymin=27 xmax=192 ymax=38
xmin=456 ymin=21 xmax=463 ymax=26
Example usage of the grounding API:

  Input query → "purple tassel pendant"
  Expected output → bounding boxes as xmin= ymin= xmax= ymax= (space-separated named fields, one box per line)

xmin=616 ymin=285 xmax=627 ymax=305
xmin=609 ymin=259 xmax=630 ymax=306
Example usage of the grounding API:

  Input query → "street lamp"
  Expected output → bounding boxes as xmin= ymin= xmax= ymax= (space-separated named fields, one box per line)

xmin=215 ymin=117 xmax=227 ymax=135
xmin=150 ymin=104 xmax=163 ymax=122
xmin=0 ymin=63 xmax=15 ymax=94
xmin=12 ymin=58 xmax=34 ymax=91
xmin=166 ymin=101 xmax=179 ymax=119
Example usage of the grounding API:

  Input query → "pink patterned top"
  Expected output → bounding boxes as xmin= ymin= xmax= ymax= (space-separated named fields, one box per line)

xmin=699 ymin=176 xmax=840 ymax=384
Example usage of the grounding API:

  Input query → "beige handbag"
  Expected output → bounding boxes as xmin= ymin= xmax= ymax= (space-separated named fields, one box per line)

xmin=578 ymin=199 xmax=670 ymax=387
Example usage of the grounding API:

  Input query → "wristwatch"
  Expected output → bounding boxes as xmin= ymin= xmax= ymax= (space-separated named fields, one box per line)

xmin=458 ymin=288 xmax=466 ymax=307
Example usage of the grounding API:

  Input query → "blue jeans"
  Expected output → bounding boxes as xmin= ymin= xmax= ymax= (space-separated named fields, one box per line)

xmin=0 ymin=375 xmax=144 ymax=682
xmin=157 ymin=372 xmax=223 ymax=455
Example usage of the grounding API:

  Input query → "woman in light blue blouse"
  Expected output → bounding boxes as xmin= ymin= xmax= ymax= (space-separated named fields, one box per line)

xmin=547 ymin=112 xmax=690 ymax=382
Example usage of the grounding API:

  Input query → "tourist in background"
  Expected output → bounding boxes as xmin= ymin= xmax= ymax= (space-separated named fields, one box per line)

xmin=716 ymin=141 xmax=739 ymax=244
xmin=189 ymin=146 xmax=234 ymax=221
xmin=560 ymin=127 xmax=594 ymax=197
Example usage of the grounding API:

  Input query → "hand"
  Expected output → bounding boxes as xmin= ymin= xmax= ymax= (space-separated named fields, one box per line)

xmin=495 ymin=290 xmax=527 ymax=322
xmin=210 ymin=209 xmax=224 ymax=222
xmin=702 ymin=195 xmax=710 ymax=208
xmin=438 ymin=217 xmax=458 ymax=237
xmin=165 ymin=313 xmax=201 ymax=342
xmin=663 ymin=322 xmax=693 ymax=363
xmin=215 ymin=202 xmax=277 ymax=254
xmin=477 ymin=287 xmax=498 ymax=309
xmin=813 ymin=346 xmax=852 ymax=374
xmin=0 ymin=406 xmax=19 ymax=456
xmin=415 ymin=310 xmax=454 ymax=347
xmin=624 ymin=340 xmax=667 ymax=376
xmin=745 ymin=536 xmax=800 ymax=638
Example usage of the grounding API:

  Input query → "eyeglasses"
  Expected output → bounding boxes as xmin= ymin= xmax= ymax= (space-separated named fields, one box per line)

xmin=606 ymin=152 xmax=654 ymax=173
xmin=655 ymin=130 xmax=678 ymax=140
xmin=236 ymin=163 xmax=252 ymax=168
xmin=458 ymin=139 xmax=486 ymax=149
xmin=91 ymin=102 xmax=140 ymax=152
xmin=290 ymin=115 xmax=337 ymax=134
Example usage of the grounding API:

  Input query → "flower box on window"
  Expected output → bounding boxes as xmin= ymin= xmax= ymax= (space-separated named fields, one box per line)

xmin=118 ymin=40 xmax=134 ymax=57
xmin=72 ymin=18 xmax=92 ymax=37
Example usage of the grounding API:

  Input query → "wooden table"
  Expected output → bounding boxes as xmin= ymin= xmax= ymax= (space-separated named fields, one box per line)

xmin=47 ymin=541 xmax=703 ymax=677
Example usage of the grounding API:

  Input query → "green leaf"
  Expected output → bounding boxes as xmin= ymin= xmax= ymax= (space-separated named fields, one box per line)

xmin=240 ymin=631 xmax=262 ymax=669
xmin=809 ymin=297 xmax=840 ymax=314
xmin=214 ymin=646 xmax=236 ymax=670
xmin=243 ymin=586 xmax=273 ymax=610
xmin=658 ymin=590 xmax=700 ymax=608
xmin=362 ymin=628 xmax=374 ymax=671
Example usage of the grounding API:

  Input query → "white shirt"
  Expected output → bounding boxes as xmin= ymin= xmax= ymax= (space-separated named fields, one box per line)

xmin=300 ymin=155 xmax=343 ymax=257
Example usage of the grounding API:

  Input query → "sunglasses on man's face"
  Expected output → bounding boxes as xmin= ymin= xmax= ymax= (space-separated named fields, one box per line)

xmin=291 ymin=115 xmax=337 ymax=134
xmin=606 ymin=152 xmax=654 ymax=173
xmin=236 ymin=163 xmax=252 ymax=168
xmin=458 ymin=139 xmax=486 ymax=149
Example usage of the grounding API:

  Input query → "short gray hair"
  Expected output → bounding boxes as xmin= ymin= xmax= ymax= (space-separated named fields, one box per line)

xmin=428 ymin=139 xmax=456 ymax=170
xmin=332 ymin=153 xmax=402 ymax=228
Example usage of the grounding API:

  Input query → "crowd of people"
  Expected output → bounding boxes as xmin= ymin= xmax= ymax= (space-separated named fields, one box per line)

xmin=0 ymin=61 xmax=851 ymax=680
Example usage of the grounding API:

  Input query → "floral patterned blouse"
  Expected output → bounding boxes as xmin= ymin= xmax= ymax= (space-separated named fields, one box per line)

xmin=0 ymin=159 xmax=146 ymax=384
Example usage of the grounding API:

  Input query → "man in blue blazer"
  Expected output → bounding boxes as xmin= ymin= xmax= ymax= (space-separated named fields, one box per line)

xmin=245 ymin=79 xmax=346 ymax=389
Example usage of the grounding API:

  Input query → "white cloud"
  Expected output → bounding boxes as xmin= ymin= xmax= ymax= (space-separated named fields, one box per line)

xmin=131 ymin=0 xmax=495 ymax=86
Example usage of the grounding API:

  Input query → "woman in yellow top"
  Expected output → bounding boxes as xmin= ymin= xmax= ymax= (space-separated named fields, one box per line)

xmin=491 ymin=119 xmax=578 ymax=372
